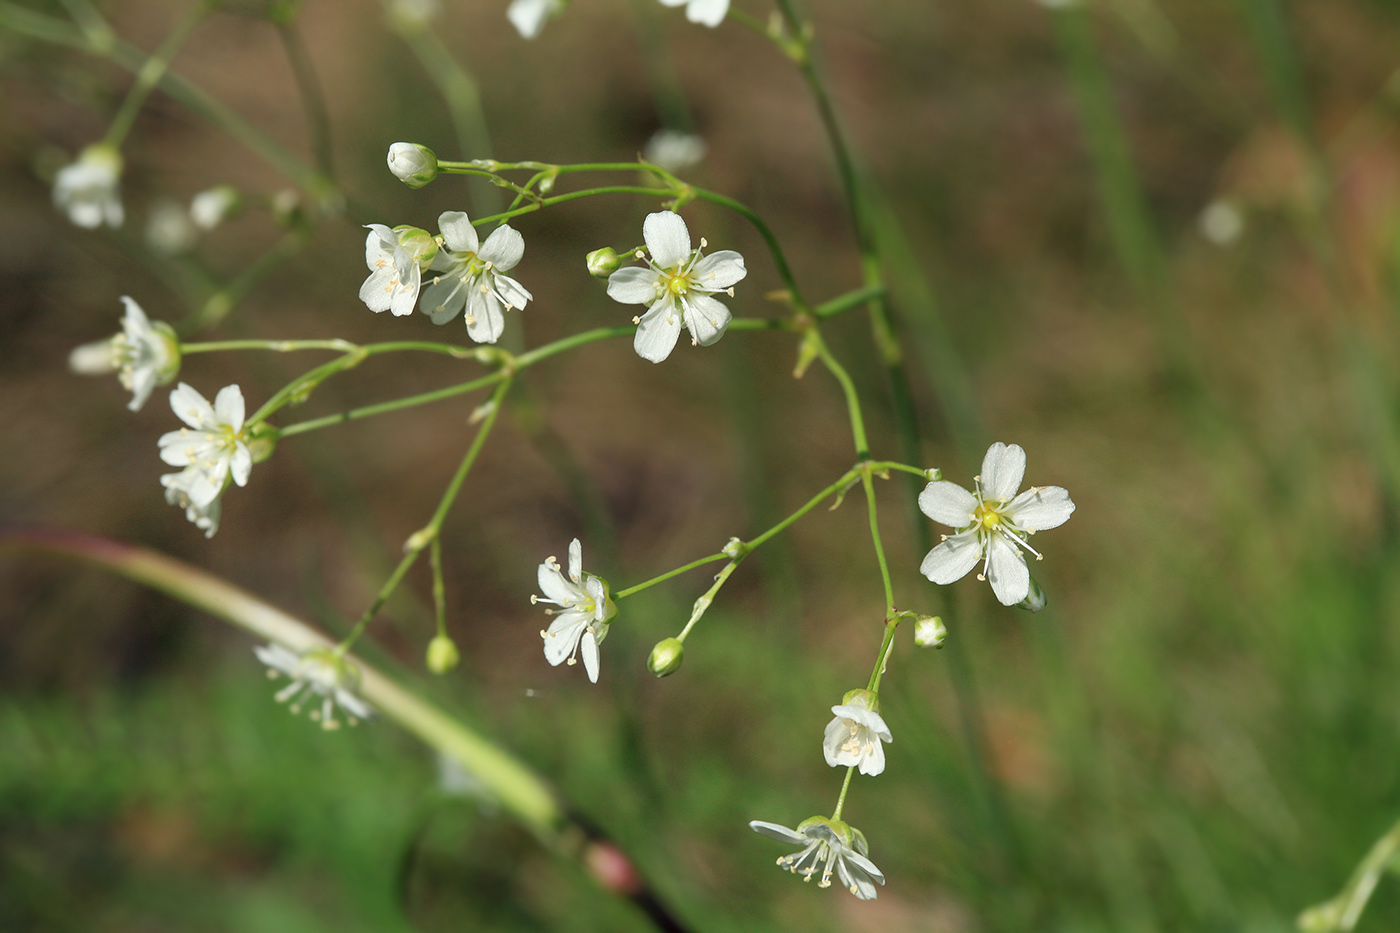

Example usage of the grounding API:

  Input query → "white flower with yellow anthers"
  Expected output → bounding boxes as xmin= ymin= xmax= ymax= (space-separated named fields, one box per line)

xmin=420 ymin=211 xmax=532 ymax=345
xmin=157 ymin=383 xmax=252 ymax=515
xmin=533 ymin=538 xmax=616 ymax=683
xmin=918 ymin=442 xmax=1075 ymax=606
xmin=254 ymin=644 xmax=373 ymax=729
xmin=360 ymin=223 xmax=438 ymax=317
xmin=822 ymin=689 xmax=893 ymax=777
xmin=658 ymin=0 xmax=729 ymax=28
xmin=68 ymin=297 xmax=181 ymax=412
xmin=749 ymin=817 xmax=885 ymax=900
xmin=606 ymin=211 xmax=746 ymax=363
xmin=53 ymin=143 xmax=124 ymax=229
xmin=162 ymin=466 xmax=221 ymax=538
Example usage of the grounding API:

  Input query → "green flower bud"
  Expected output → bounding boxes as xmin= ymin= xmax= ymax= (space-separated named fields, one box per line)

xmin=426 ymin=634 xmax=461 ymax=674
xmin=246 ymin=423 xmax=279 ymax=464
xmin=387 ymin=142 xmax=439 ymax=189
xmin=647 ymin=638 xmax=684 ymax=677
xmin=838 ymin=687 xmax=879 ymax=711
xmin=586 ymin=247 xmax=621 ymax=278
xmin=1017 ymin=575 xmax=1047 ymax=613
xmin=913 ymin=615 xmax=946 ymax=648
xmin=394 ymin=224 xmax=439 ymax=268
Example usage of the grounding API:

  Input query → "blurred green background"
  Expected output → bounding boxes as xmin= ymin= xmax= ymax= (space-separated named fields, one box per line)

xmin=5 ymin=0 xmax=1400 ymax=930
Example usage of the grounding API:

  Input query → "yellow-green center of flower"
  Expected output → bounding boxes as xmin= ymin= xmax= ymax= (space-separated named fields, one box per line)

xmin=664 ymin=271 xmax=691 ymax=297
xmin=974 ymin=500 xmax=1005 ymax=531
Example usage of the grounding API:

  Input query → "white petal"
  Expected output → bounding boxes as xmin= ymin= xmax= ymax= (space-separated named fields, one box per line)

xmin=359 ymin=268 xmax=395 ymax=313
xmin=920 ymin=530 xmax=982 ymax=584
xmin=213 ymin=384 xmax=245 ymax=430
xmin=606 ymin=267 xmax=661 ymax=305
xmin=682 ymin=293 xmax=731 ymax=346
xmin=229 ymin=443 xmax=252 ymax=487
xmin=917 ymin=481 xmax=977 ymax=527
xmin=494 ymin=273 xmax=533 ymax=310
xmin=437 ymin=211 xmax=480 ymax=254
xmin=690 ymin=250 xmax=746 ymax=290
xmin=657 ymin=0 xmax=687 ymax=6
xmin=537 ymin=561 xmax=578 ymax=606
xmin=464 ymin=291 xmax=505 ymax=344
xmin=644 ymin=211 xmax=691 ymax=269
xmin=581 ymin=630 xmax=600 ymax=683
xmin=633 ymin=301 xmax=683 ymax=363
xmin=421 ymin=275 xmax=466 ymax=324
xmin=857 ymin=741 xmax=886 ymax=776
xmin=986 ymin=534 xmax=1030 ymax=606
xmin=567 ymin=538 xmax=583 ymax=582
xmin=749 ymin=821 xmax=806 ymax=844
xmin=1006 ymin=485 xmax=1076 ymax=531
xmin=981 ymin=442 xmax=1026 ymax=501
xmin=542 ymin=613 xmax=585 ymax=665
xmin=120 ymin=295 xmax=150 ymax=331
xmin=823 ymin=716 xmax=852 ymax=767
xmin=169 ymin=383 xmax=214 ymax=429
xmin=686 ymin=0 xmax=729 ymax=26
xmin=390 ymin=264 xmax=421 ymax=318
xmin=479 ymin=224 xmax=525 ymax=270
xmin=363 ymin=226 xmax=395 ymax=266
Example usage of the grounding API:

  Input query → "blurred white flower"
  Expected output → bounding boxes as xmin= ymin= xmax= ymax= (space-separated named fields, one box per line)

xmin=162 ymin=466 xmax=222 ymax=537
xmin=533 ymin=538 xmax=616 ymax=683
xmin=255 ymin=643 xmax=373 ymax=729
xmin=749 ymin=817 xmax=885 ymax=899
xmin=360 ymin=223 xmax=437 ymax=317
xmin=822 ymin=690 xmax=892 ymax=776
xmin=190 ymin=185 xmax=240 ymax=230
xmin=606 ymin=211 xmax=746 ymax=363
xmin=157 ymin=382 xmax=252 ymax=514
xmin=421 ymin=211 xmax=532 ymax=344
xmin=643 ymin=129 xmax=707 ymax=173
xmin=918 ymin=442 xmax=1075 ymax=606
xmin=145 ymin=198 xmax=198 ymax=255
xmin=69 ymin=297 xmax=181 ymax=412
xmin=1199 ymin=199 xmax=1244 ymax=246
xmin=53 ymin=144 xmax=124 ymax=229
xmin=658 ymin=0 xmax=728 ymax=28
xmin=508 ymin=0 xmax=565 ymax=38
xmin=386 ymin=142 xmax=438 ymax=188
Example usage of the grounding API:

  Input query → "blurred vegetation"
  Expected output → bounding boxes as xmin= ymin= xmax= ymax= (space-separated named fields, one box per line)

xmin=5 ymin=0 xmax=1400 ymax=930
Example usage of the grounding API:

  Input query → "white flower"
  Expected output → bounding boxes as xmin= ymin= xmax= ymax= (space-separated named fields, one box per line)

xmin=69 ymin=296 xmax=180 ymax=411
xmin=190 ymin=186 xmax=240 ymax=230
xmin=162 ymin=466 xmax=222 ymax=537
xmin=145 ymin=199 xmax=197 ymax=256
xmin=386 ymin=142 xmax=438 ymax=188
xmin=360 ymin=223 xmax=437 ymax=317
xmin=157 ymin=382 xmax=252 ymax=513
xmin=53 ymin=143 xmax=124 ymax=229
xmin=255 ymin=643 xmax=373 ymax=729
xmin=421 ymin=211 xmax=532 ymax=345
xmin=508 ymin=0 xmax=566 ymax=38
xmin=606 ymin=211 xmax=746 ymax=363
xmin=749 ymin=817 xmax=885 ymax=899
xmin=918 ymin=442 xmax=1075 ymax=606
xmin=643 ymin=129 xmax=707 ymax=173
xmin=533 ymin=538 xmax=616 ymax=683
xmin=822 ymin=689 xmax=893 ymax=776
xmin=658 ymin=0 xmax=729 ymax=28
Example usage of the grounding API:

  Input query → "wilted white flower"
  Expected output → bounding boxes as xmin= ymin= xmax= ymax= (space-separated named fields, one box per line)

xmin=190 ymin=185 xmax=240 ymax=230
xmin=606 ymin=210 xmax=746 ymax=363
xmin=421 ymin=211 xmax=532 ymax=344
xmin=360 ymin=223 xmax=437 ymax=317
xmin=918 ymin=442 xmax=1075 ymax=606
xmin=822 ymin=689 xmax=893 ymax=776
xmin=643 ymin=129 xmax=707 ymax=173
xmin=386 ymin=142 xmax=438 ymax=188
xmin=658 ymin=0 xmax=728 ymax=28
xmin=508 ymin=0 xmax=566 ymax=38
xmin=157 ymin=382 xmax=252 ymax=514
xmin=533 ymin=538 xmax=616 ymax=683
xmin=255 ymin=643 xmax=373 ymax=729
xmin=69 ymin=296 xmax=180 ymax=412
xmin=53 ymin=143 xmax=124 ymax=229
xmin=749 ymin=817 xmax=885 ymax=899
xmin=145 ymin=199 xmax=198 ymax=255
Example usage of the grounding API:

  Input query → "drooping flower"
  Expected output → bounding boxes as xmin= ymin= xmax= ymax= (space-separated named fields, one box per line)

xmin=749 ymin=817 xmax=885 ymax=900
xmin=255 ymin=643 xmax=373 ymax=729
xmin=68 ymin=296 xmax=181 ymax=412
xmin=533 ymin=538 xmax=616 ymax=683
xmin=420 ymin=211 xmax=532 ymax=345
xmin=658 ymin=0 xmax=729 ymax=28
xmin=918 ymin=442 xmax=1075 ymax=606
xmin=162 ymin=466 xmax=222 ymax=537
xmin=822 ymin=689 xmax=893 ymax=776
xmin=360 ymin=223 xmax=438 ymax=317
xmin=386 ymin=142 xmax=438 ymax=188
xmin=508 ymin=0 xmax=566 ymax=38
xmin=53 ymin=143 xmax=124 ymax=229
xmin=157 ymin=382 xmax=252 ymax=514
xmin=606 ymin=211 xmax=746 ymax=363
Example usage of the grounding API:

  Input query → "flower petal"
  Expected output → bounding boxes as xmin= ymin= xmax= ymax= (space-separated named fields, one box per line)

xmin=823 ymin=716 xmax=852 ymax=767
xmin=169 ymin=382 xmax=214 ymax=429
xmin=644 ymin=211 xmax=691 ymax=269
xmin=986 ymin=533 xmax=1030 ymax=606
xmin=465 ymin=291 xmax=505 ymax=344
xmin=918 ymin=480 xmax=977 ymax=527
xmin=682 ymin=293 xmax=731 ymax=346
xmin=421 ymin=274 xmax=466 ymax=324
xmin=495 ymin=273 xmax=533 ymax=311
xmin=748 ymin=821 xmax=806 ymax=844
xmin=479 ymin=224 xmax=525 ymax=270
xmin=437 ymin=211 xmax=480 ymax=254
xmin=364 ymin=225 xmax=394 ymax=266
xmin=359 ymin=268 xmax=395 ymax=313
xmin=690 ymin=249 xmax=746 ymax=290
xmin=390 ymin=264 xmax=420 ymax=317
xmin=685 ymin=0 xmax=729 ymax=26
xmin=538 ymin=560 xmax=578 ymax=606
xmin=567 ymin=539 xmax=582 ymax=582
xmin=633 ymin=300 xmax=683 ymax=363
xmin=919 ymin=530 xmax=982 ymax=584
xmin=581 ymin=629 xmax=600 ymax=683
xmin=981 ymin=442 xmax=1026 ymax=501
xmin=543 ymin=612 xmax=585 ymax=665
xmin=607 ymin=267 xmax=661 ymax=305
xmin=228 ymin=443 xmax=252 ymax=487
xmin=1006 ymin=485 xmax=1076 ymax=531
xmin=212 ymin=384 xmax=245 ymax=431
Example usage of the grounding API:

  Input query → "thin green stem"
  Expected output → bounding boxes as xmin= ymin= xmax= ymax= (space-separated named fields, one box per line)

xmin=808 ymin=327 xmax=869 ymax=459
xmin=860 ymin=472 xmax=894 ymax=615
xmin=615 ymin=553 xmax=730 ymax=601
xmin=103 ymin=1 xmax=210 ymax=149
xmin=831 ymin=766 xmax=855 ymax=822
xmin=430 ymin=535 xmax=448 ymax=639
xmin=675 ymin=559 xmax=741 ymax=644
xmin=1298 ymin=813 xmax=1400 ymax=931
xmin=866 ymin=617 xmax=899 ymax=694
xmin=816 ymin=284 xmax=886 ymax=320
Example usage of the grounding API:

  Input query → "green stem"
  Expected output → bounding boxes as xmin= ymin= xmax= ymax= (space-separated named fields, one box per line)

xmin=102 ymin=1 xmax=210 ymax=149
xmin=430 ymin=535 xmax=448 ymax=639
xmin=1298 ymin=813 xmax=1400 ymax=931
xmin=866 ymin=617 xmax=899 ymax=694
xmin=860 ymin=472 xmax=894 ymax=615
xmin=808 ymin=327 xmax=869 ymax=459
xmin=830 ymin=766 xmax=855 ymax=822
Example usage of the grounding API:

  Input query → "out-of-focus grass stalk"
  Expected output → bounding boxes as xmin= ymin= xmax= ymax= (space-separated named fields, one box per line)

xmin=1297 ymin=814 xmax=1400 ymax=932
xmin=273 ymin=13 xmax=335 ymax=181
xmin=101 ymin=0 xmax=212 ymax=149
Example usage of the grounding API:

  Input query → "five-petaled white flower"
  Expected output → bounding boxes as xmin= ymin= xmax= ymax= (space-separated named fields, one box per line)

xmin=157 ymin=383 xmax=252 ymax=518
xmin=658 ymin=0 xmax=729 ymax=28
xmin=421 ymin=211 xmax=533 ymax=345
xmin=255 ymin=643 xmax=373 ymax=729
xmin=53 ymin=143 xmax=124 ymax=229
xmin=606 ymin=211 xmax=746 ymax=363
xmin=749 ymin=817 xmax=885 ymax=900
xmin=360 ymin=223 xmax=437 ymax=317
xmin=68 ymin=296 xmax=181 ymax=412
xmin=533 ymin=538 xmax=616 ymax=683
xmin=918 ymin=442 xmax=1075 ymax=606
xmin=823 ymin=689 xmax=893 ymax=776
xmin=508 ymin=0 xmax=566 ymax=38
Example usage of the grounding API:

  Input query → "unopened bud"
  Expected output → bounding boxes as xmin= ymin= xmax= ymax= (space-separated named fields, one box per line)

xmin=586 ymin=247 xmax=620 ymax=277
xmin=1017 ymin=576 xmax=1047 ymax=613
xmin=190 ymin=185 xmax=241 ymax=230
xmin=647 ymin=638 xmax=684 ymax=677
xmin=387 ymin=142 xmax=439 ymax=188
xmin=913 ymin=615 xmax=947 ymax=648
xmin=394 ymin=224 xmax=439 ymax=268
xmin=246 ymin=424 xmax=279 ymax=464
xmin=426 ymin=634 xmax=461 ymax=674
